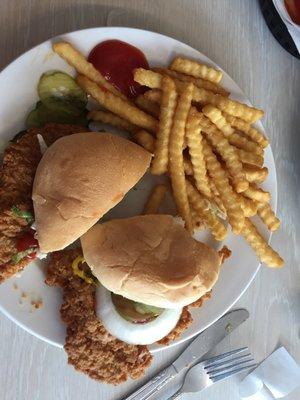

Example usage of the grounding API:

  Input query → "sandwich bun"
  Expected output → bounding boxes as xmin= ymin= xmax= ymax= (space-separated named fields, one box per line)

xmin=81 ymin=214 xmax=221 ymax=309
xmin=32 ymin=132 xmax=151 ymax=253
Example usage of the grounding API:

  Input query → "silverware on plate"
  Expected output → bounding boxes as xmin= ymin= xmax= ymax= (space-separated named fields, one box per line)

xmin=169 ymin=347 xmax=256 ymax=399
xmin=123 ymin=309 xmax=249 ymax=400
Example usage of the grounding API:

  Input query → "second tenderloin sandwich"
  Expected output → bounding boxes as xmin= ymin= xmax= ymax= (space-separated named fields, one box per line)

xmin=81 ymin=214 xmax=221 ymax=345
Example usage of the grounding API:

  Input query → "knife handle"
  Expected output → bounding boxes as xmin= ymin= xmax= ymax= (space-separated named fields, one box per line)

xmin=123 ymin=365 xmax=177 ymax=400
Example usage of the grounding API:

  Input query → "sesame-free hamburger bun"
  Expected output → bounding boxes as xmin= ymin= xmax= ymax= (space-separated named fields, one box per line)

xmin=32 ymin=132 xmax=151 ymax=253
xmin=81 ymin=214 xmax=221 ymax=309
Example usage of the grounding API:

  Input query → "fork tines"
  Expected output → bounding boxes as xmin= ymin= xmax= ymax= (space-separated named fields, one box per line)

xmin=204 ymin=347 xmax=257 ymax=382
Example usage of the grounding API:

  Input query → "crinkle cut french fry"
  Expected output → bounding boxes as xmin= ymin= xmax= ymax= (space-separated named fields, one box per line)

xmin=153 ymin=67 xmax=229 ymax=96
xmin=77 ymin=75 xmax=158 ymax=134
xmin=202 ymin=105 xmax=234 ymax=137
xmin=169 ymin=83 xmax=194 ymax=233
xmin=133 ymin=130 xmax=155 ymax=153
xmin=237 ymin=148 xmax=264 ymax=167
xmin=239 ymin=195 xmax=259 ymax=217
xmin=190 ymin=207 xmax=206 ymax=231
xmin=186 ymin=110 xmax=211 ymax=198
xmin=134 ymin=68 xmax=162 ymax=88
xmin=135 ymin=69 xmax=187 ymax=94
xmin=203 ymin=105 xmax=263 ymax=159
xmin=193 ymin=89 xmax=264 ymax=123
xmin=183 ymin=157 xmax=193 ymax=176
xmin=241 ymin=218 xmax=283 ymax=267
xmin=144 ymin=89 xmax=162 ymax=104
xmin=223 ymin=112 xmax=268 ymax=148
xmin=228 ymin=132 xmax=263 ymax=156
xmin=135 ymin=95 xmax=160 ymax=118
xmin=53 ymin=42 xmax=125 ymax=99
xmin=243 ymin=183 xmax=270 ymax=203
xmin=156 ymin=154 xmax=193 ymax=176
xmin=88 ymin=110 xmax=138 ymax=133
xmin=143 ymin=184 xmax=167 ymax=214
xmin=198 ymin=112 xmax=248 ymax=193
xmin=244 ymin=165 xmax=268 ymax=183
xmin=257 ymin=202 xmax=280 ymax=231
xmin=202 ymin=138 xmax=245 ymax=234
xmin=170 ymin=57 xmax=223 ymax=83
xmin=151 ymin=76 xmax=177 ymax=175
xmin=197 ymin=92 xmax=263 ymax=123
xmin=221 ymin=163 xmax=258 ymax=217
xmin=134 ymin=69 xmax=263 ymax=122
xmin=186 ymin=181 xmax=227 ymax=241
xmin=208 ymin=178 xmax=226 ymax=216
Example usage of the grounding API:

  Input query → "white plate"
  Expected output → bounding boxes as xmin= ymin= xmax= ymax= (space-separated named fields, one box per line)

xmin=0 ymin=27 xmax=277 ymax=353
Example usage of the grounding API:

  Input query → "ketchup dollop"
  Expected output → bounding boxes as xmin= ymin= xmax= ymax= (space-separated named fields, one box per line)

xmin=17 ymin=230 xmax=39 ymax=253
xmin=285 ymin=0 xmax=300 ymax=24
xmin=88 ymin=40 xmax=149 ymax=99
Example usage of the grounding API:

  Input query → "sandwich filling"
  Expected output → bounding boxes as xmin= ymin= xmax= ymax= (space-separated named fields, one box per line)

xmin=96 ymin=283 xmax=182 ymax=345
xmin=111 ymin=293 xmax=164 ymax=324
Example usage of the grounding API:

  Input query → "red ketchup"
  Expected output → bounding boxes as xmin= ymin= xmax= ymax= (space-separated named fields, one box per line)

xmin=285 ymin=0 xmax=300 ymax=25
xmin=88 ymin=40 xmax=149 ymax=99
xmin=17 ymin=229 xmax=39 ymax=259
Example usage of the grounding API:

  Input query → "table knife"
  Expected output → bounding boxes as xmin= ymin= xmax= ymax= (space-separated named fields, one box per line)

xmin=123 ymin=308 xmax=249 ymax=400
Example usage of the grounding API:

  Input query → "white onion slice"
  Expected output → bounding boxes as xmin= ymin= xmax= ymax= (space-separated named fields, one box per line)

xmin=96 ymin=284 xmax=182 ymax=345
xmin=36 ymin=251 xmax=48 ymax=260
xmin=37 ymin=134 xmax=48 ymax=154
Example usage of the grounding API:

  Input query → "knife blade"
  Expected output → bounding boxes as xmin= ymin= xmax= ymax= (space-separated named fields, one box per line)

xmin=123 ymin=308 xmax=249 ymax=400
xmin=173 ymin=308 xmax=249 ymax=371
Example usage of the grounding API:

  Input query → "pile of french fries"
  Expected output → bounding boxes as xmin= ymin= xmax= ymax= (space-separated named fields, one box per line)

xmin=53 ymin=42 xmax=283 ymax=268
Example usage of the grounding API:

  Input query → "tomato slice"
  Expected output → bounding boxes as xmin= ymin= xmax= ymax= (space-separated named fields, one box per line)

xmin=17 ymin=230 xmax=39 ymax=252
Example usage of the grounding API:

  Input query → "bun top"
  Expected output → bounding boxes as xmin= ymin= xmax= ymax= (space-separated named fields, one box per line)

xmin=32 ymin=132 xmax=151 ymax=252
xmin=81 ymin=215 xmax=221 ymax=308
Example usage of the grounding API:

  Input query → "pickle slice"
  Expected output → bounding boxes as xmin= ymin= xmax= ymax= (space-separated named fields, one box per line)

xmin=26 ymin=101 xmax=88 ymax=128
xmin=38 ymin=71 xmax=87 ymax=115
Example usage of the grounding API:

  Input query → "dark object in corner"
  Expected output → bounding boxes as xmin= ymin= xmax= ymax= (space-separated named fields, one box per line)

xmin=259 ymin=0 xmax=300 ymax=59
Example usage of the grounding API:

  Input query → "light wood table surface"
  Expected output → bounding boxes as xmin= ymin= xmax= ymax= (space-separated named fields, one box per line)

xmin=0 ymin=1 xmax=299 ymax=399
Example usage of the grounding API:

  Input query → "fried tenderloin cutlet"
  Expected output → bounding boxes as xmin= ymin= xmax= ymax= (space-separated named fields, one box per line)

xmin=0 ymin=202 xmax=32 ymax=281
xmin=157 ymin=292 xmax=213 ymax=346
xmin=45 ymin=249 xmax=153 ymax=384
xmin=157 ymin=307 xmax=193 ymax=346
xmin=45 ymin=248 xmax=221 ymax=383
xmin=0 ymin=124 xmax=87 ymax=283
xmin=0 ymin=123 xmax=86 ymax=204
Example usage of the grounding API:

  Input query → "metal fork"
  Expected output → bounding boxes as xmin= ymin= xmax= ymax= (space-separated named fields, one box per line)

xmin=170 ymin=347 xmax=256 ymax=399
